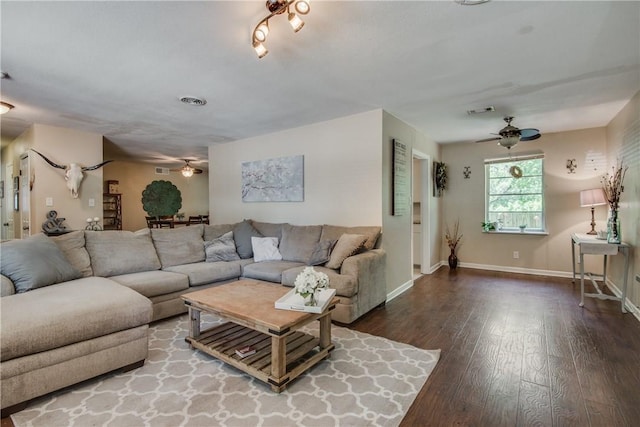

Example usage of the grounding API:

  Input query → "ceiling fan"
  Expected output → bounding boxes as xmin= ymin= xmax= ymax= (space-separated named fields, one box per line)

xmin=170 ymin=159 xmax=203 ymax=177
xmin=475 ymin=116 xmax=541 ymax=149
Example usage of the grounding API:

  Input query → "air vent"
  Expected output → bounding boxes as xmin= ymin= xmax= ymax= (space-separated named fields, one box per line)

xmin=179 ymin=96 xmax=207 ymax=106
xmin=155 ymin=167 xmax=170 ymax=175
xmin=467 ymin=106 xmax=495 ymax=115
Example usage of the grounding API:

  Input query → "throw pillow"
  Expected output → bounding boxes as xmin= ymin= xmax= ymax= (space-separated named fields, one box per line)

xmin=233 ymin=219 xmax=263 ymax=259
xmin=0 ymin=234 xmax=82 ymax=293
xmin=51 ymin=230 xmax=93 ymax=277
xmin=307 ymin=239 xmax=337 ymax=266
xmin=251 ymin=237 xmax=283 ymax=263
xmin=325 ymin=233 xmax=368 ymax=270
xmin=204 ymin=231 xmax=241 ymax=262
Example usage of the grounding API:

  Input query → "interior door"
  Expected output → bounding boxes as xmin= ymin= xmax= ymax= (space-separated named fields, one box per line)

xmin=2 ymin=163 xmax=15 ymax=240
xmin=20 ymin=153 xmax=30 ymax=238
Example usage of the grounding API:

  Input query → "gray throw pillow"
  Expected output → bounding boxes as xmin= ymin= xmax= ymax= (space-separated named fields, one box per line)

xmin=0 ymin=234 xmax=82 ymax=293
xmin=233 ymin=220 xmax=263 ymax=259
xmin=325 ymin=234 xmax=368 ymax=270
xmin=205 ymin=231 xmax=241 ymax=262
xmin=307 ymin=239 xmax=337 ymax=266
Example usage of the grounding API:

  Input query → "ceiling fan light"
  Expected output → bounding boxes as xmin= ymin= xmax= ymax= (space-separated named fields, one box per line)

xmin=0 ymin=101 xmax=14 ymax=115
xmin=182 ymin=166 xmax=194 ymax=178
xmin=288 ymin=12 xmax=304 ymax=32
xmin=294 ymin=0 xmax=310 ymax=15
xmin=253 ymin=41 xmax=268 ymax=58
xmin=254 ymin=21 xmax=269 ymax=42
xmin=500 ymin=136 xmax=519 ymax=149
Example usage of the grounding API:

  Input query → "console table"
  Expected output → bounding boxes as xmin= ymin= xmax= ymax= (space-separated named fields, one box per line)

xmin=571 ymin=233 xmax=630 ymax=313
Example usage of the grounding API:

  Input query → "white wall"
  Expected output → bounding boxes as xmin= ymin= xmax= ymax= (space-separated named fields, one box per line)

xmin=606 ymin=90 xmax=639 ymax=308
xmin=209 ymin=110 xmax=383 ymax=226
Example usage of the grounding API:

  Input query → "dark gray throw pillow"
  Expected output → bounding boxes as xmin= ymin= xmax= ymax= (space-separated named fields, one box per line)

xmin=233 ymin=220 xmax=263 ymax=259
xmin=204 ymin=231 xmax=241 ymax=262
xmin=0 ymin=234 xmax=82 ymax=293
xmin=307 ymin=239 xmax=337 ymax=266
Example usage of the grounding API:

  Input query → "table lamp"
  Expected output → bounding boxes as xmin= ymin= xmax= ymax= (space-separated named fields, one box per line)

xmin=579 ymin=188 xmax=606 ymax=234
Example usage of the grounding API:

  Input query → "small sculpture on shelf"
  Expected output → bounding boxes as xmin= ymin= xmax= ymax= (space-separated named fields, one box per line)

xmin=42 ymin=210 xmax=70 ymax=236
xmin=85 ymin=217 xmax=102 ymax=231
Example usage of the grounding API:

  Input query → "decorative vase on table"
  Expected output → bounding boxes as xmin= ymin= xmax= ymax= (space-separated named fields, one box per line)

xmin=304 ymin=290 xmax=320 ymax=307
xmin=607 ymin=210 xmax=621 ymax=244
xmin=448 ymin=249 xmax=458 ymax=269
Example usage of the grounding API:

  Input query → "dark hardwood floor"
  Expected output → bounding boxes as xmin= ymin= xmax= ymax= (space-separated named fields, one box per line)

xmin=3 ymin=267 xmax=639 ymax=426
xmin=351 ymin=267 xmax=640 ymax=427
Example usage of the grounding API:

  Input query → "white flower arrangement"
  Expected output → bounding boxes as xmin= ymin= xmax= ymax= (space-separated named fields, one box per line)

xmin=294 ymin=267 xmax=329 ymax=306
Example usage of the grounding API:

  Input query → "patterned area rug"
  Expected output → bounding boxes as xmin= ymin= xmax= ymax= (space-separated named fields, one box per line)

xmin=11 ymin=314 xmax=439 ymax=427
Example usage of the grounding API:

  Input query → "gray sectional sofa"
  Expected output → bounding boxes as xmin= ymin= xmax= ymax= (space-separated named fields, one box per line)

xmin=0 ymin=220 xmax=386 ymax=414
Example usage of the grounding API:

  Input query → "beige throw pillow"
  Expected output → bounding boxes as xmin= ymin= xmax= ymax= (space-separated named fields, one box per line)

xmin=325 ymin=233 xmax=368 ymax=270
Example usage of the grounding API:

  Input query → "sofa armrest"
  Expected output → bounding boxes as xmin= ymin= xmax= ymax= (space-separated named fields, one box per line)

xmin=1 ymin=274 xmax=15 ymax=297
xmin=340 ymin=249 xmax=387 ymax=315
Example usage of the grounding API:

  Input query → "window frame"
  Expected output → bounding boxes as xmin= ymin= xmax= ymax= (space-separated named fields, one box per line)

xmin=484 ymin=153 xmax=546 ymax=233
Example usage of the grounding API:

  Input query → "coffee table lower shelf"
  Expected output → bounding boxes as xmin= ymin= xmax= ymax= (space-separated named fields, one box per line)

xmin=185 ymin=322 xmax=334 ymax=392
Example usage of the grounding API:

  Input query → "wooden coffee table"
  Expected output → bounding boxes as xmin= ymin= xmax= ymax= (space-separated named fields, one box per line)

xmin=181 ymin=279 xmax=337 ymax=392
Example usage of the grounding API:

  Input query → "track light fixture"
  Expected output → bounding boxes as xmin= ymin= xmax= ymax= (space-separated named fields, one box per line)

xmin=252 ymin=0 xmax=310 ymax=58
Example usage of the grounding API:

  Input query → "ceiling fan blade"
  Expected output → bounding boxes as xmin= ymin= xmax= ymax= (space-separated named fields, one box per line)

xmin=476 ymin=137 xmax=502 ymax=143
xmin=519 ymin=128 xmax=540 ymax=139
xmin=193 ymin=169 xmax=203 ymax=174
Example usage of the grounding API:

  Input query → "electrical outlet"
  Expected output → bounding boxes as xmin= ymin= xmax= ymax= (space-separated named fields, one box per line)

xmin=513 ymin=251 xmax=519 ymax=259
xmin=88 ymin=198 xmax=95 ymax=207
xmin=45 ymin=197 xmax=53 ymax=206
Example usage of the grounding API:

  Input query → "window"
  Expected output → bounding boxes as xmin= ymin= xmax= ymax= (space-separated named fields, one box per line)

xmin=485 ymin=154 xmax=545 ymax=232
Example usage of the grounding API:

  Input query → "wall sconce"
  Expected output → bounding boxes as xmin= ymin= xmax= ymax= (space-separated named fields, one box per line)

xmin=579 ymin=188 xmax=606 ymax=234
xmin=463 ymin=166 xmax=471 ymax=179
xmin=252 ymin=0 xmax=311 ymax=58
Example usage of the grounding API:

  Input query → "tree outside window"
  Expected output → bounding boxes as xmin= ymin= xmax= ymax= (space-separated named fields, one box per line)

xmin=485 ymin=157 xmax=545 ymax=231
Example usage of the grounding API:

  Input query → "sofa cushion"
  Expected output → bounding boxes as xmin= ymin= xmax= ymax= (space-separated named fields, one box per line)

xmin=108 ymin=270 xmax=189 ymax=298
xmin=251 ymin=221 xmax=285 ymax=240
xmin=242 ymin=260 xmax=305 ymax=283
xmin=204 ymin=231 xmax=241 ymax=262
xmin=308 ymin=239 xmax=338 ymax=266
xmin=282 ymin=266 xmax=358 ymax=298
xmin=51 ymin=231 xmax=93 ymax=277
xmin=151 ymin=225 xmax=205 ymax=268
xmin=1 ymin=275 xmax=14 ymax=297
xmin=325 ymin=234 xmax=368 ymax=269
xmin=0 ymin=234 xmax=82 ymax=293
xmin=204 ymin=223 xmax=236 ymax=241
xmin=279 ymin=224 xmax=322 ymax=263
xmin=251 ymin=237 xmax=283 ymax=262
xmin=85 ymin=229 xmax=161 ymax=277
xmin=233 ymin=220 xmax=263 ymax=259
xmin=320 ymin=225 xmax=381 ymax=250
xmin=0 ymin=277 xmax=152 ymax=361
xmin=164 ymin=261 xmax=242 ymax=286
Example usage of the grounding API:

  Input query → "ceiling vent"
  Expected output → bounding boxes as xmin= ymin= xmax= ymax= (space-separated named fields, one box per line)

xmin=179 ymin=96 xmax=207 ymax=106
xmin=155 ymin=167 xmax=170 ymax=175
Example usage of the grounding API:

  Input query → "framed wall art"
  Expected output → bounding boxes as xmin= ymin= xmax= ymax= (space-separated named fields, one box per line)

xmin=242 ymin=155 xmax=304 ymax=202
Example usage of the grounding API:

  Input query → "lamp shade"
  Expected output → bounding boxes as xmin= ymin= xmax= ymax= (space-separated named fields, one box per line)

xmin=579 ymin=188 xmax=606 ymax=207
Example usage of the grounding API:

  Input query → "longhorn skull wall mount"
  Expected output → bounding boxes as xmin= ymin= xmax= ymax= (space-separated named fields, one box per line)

xmin=30 ymin=149 xmax=113 ymax=198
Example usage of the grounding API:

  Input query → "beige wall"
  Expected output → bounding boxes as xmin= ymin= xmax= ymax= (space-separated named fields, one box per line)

xmin=382 ymin=112 xmax=440 ymax=295
xmin=605 ymin=90 xmax=639 ymax=307
xmin=441 ymin=127 xmax=610 ymax=276
xmin=103 ymin=160 xmax=209 ymax=231
xmin=4 ymin=124 xmax=105 ymax=233
xmin=208 ymin=110 xmax=383 ymax=226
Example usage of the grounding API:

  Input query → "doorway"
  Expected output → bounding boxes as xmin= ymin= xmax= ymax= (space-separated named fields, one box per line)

xmin=412 ymin=150 xmax=431 ymax=275
xmin=2 ymin=163 xmax=15 ymax=240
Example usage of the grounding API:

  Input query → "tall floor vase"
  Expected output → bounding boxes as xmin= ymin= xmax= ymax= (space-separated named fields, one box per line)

xmin=448 ymin=248 xmax=458 ymax=269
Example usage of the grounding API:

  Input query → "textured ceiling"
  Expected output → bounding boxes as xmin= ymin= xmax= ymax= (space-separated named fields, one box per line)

xmin=1 ymin=1 xmax=639 ymax=170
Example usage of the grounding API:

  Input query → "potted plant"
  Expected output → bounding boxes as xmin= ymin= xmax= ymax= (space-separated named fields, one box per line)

xmin=481 ymin=221 xmax=496 ymax=232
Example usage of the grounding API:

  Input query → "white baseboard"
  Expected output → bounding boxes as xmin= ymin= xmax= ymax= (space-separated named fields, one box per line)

xmin=606 ymin=278 xmax=640 ymax=321
xmin=386 ymin=279 xmax=413 ymax=302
